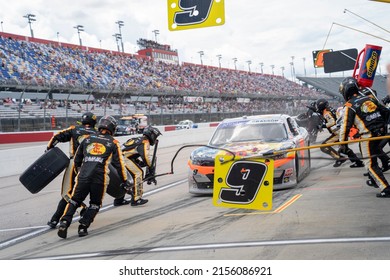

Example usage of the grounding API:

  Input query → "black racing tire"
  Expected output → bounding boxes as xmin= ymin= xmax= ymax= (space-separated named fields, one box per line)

xmin=19 ymin=147 xmax=70 ymax=194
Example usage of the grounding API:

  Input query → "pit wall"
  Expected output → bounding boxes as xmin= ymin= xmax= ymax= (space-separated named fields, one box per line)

xmin=0 ymin=124 xmax=218 ymax=177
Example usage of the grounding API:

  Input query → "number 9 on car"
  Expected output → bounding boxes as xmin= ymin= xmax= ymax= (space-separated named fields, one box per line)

xmin=212 ymin=153 xmax=274 ymax=211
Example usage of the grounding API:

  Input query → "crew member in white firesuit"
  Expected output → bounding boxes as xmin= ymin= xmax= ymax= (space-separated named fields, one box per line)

xmin=338 ymin=77 xmax=390 ymax=198
xmin=113 ymin=125 xmax=162 ymax=206
xmin=46 ymin=112 xmax=97 ymax=229
xmin=315 ymin=98 xmax=364 ymax=168
xmin=57 ymin=116 xmax=131 ymax=238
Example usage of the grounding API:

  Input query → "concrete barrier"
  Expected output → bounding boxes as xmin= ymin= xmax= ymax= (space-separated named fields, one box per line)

xmin=0 ymin=131 xmax=54 ymax=144
xmin=0 ymin=126 xmax=216 ymax=177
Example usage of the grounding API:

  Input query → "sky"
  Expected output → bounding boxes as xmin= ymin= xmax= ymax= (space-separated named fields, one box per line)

xmin=0 ymin=0 xmax=389 ymax=80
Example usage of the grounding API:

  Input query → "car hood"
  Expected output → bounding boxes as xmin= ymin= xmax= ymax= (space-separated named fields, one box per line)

xmin=191 ymin=141 xmax=294 ymax=161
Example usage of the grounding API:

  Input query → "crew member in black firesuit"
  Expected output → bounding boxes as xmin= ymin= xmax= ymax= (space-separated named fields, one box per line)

xmin=57 ymin=115 xmax=131 ymax=238
xmin=338 ymin=77 xmax=390 ymax=198
xmin=315 ymin=98 xmax=364 ymax=168
xmin=359 ymin=86 xmax=390 ymax=172
xmin=113 ymin=125 xmax=162 ymax=206
xmin=46 ymin=112 xmax=97 ymax=229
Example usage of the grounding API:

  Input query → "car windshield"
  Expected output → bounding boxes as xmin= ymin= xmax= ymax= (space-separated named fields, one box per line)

xmin=118 ymin=119 xmax=131 ymax=125
xmin=118 ymin=119 xmax=138 ymax=126
xmin=209 ymin=122 xmax=288 ymax=146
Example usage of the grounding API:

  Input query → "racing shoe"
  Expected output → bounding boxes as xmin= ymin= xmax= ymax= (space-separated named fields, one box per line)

xmin=376 ymin=188 xmax=390 ymax=198
xmin=350 ymin=161 xmax=364 ymax=168
xmin=113 ymin=198 xmax=130 ymax=206
xmin=78 ymin=224 xmax=88 ymax=237
xmin=47 ymin=220 xmax=58 ymax=229
xmin=57 ymin=221 xmax=69 ymax=239
xmin=333 ymin=158 xmax=347 ymax=167
xmin=131 ymin=198 xmax=148 ymax=206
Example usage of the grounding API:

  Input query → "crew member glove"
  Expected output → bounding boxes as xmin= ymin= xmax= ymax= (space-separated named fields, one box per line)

xmin=121 ymin=180 xmax=133 ymax=195
xmin=145 ymin=166 xmax=157 ymax=185
xmin=147 ymin=178 xmax=157 ymax=185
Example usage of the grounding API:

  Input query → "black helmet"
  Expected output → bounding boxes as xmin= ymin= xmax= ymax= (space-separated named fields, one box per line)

xmin=339 ymin=77 xmax=359 ymax=101
xmin=81 ymin=112 xmax=97 ymax=126
xmin=143 ymin=125 xmax=162 ymax=146
xmin=97 ymin=115 xmax=117 ymax=135
xmin=315 ymin=98 xmax=329 ymax=113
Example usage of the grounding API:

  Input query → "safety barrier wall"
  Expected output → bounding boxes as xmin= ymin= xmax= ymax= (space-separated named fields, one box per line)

xmin=0 ymin=125 xmax=217 ymax=178
xmin=0 ymin=122 xmax=219 ymax=144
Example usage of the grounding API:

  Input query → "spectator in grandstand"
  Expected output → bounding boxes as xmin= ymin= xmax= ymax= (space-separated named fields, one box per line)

xmin=113 ymin=125 xmax=162 ymax=207
xmin=338 ymin=77 xmax=390 ymax=198
xmin=315 ymin=98 xmax=364 ymax=168
xmin=46 ymin=112 xmax=97 ymax=229
xmin=57 ymin=116 xmax=131 ymax=238
xmin=0 ymin=35 xmax=318 ymax=98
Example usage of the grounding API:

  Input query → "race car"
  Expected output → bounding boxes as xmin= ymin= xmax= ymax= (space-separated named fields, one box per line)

xmin=188 ymin=114 xmax=311 ymax=194
xmin=176 ymin=120 xmax=198 ymax=130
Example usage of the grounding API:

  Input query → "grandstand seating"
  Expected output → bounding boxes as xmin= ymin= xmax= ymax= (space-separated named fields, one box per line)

xmin=1 ymin=34 xmax=321 ymax=97
xmin=0 ymin=32 xmax=349 ymax=129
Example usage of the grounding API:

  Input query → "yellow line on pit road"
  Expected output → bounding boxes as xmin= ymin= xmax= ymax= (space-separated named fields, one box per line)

xmin=273 ymin=194 xmax=302 ymax=213
xmin=223 ymin=194 xmax=302 ymax=216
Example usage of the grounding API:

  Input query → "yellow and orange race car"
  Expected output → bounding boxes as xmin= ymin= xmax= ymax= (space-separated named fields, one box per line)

xmin=188 ymin=114 xmax=311 ymax=195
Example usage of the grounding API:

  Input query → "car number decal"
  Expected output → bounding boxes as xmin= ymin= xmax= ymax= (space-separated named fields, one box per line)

xmin=213 ymin=153 xmax=274 ymax=210
xmin=168 ymin=0 xmax=225 ymax=31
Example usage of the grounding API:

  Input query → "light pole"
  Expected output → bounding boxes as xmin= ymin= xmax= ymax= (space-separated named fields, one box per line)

xmin=216 ymin=54 xmax=222 ymax=68
xmin=302 ymin=57 xmax=307 ymax=76
xmin=1 ymin=21 xmax=3 ymax=32
xmin=289 ymin=62 xmax=294 ymax=80
xmin=116 ymin=20 xmax=124 ymax=52
xmin=56 ymin=32 xmax=60 ymax=43
xmin=152 ymin=29 xmax=160 ymax=43
xmin=23 ymin=14 xmax=36 ymax=38
xmin=198 ymin=51 xmax=204 ymax=65
xmin=74 ymin=25 xmax=84 ymax=46
xmin=232 ymin=58 xmax=237 ymax=70
xmin=113 ymin=33 xmax=121 ymax=52
xmin=246 ymin=60 xmax=252 ymax=72
xmin=280 ymin=66 xmax=285 ymax=77
xmin=270 ymin=65 xmax=275 ymax=75
xmin=291 ymin=56 xmax=295 ymax=81
xmin=259 ymin=62 xmax=264 ymax=74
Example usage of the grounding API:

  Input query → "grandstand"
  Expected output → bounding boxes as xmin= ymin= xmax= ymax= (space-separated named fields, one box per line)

xmin=0 ymin=31 xmax=349 ymax=132
xmin=297 ymin=74 xmax=388 ymax=100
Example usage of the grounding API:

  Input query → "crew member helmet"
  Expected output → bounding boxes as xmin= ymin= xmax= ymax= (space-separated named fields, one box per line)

xmin=315 ymin=98 xmax=329 ymax=113
xmin=97 ymin=115 xmax=117 ymax=135
xmin=339 ymin=77 xmax=359 ymax=101
xmin=143 ymin=125 xmax=162 ymax=146
xmin=81 ymin=112 xmax=97 ymax=126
